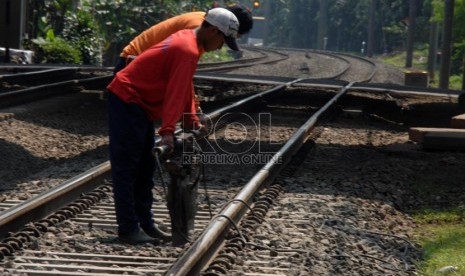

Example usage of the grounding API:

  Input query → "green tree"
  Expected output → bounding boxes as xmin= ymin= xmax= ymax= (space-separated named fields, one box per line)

xmin=264 ymin=0 xmax=435 ymax=55
xmin=432 ymin=0 xmax=465 ymax=76
xmin=25 ymin=0 xmax=212 ymax=65
xmin=87 ymin=0 xmax=211 ymax=65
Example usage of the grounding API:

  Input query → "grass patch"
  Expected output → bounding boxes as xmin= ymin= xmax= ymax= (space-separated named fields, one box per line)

xmin=200 ymin=47 xmax=234 ymax=63
xmin=415 ymin=208 xmax=465 ymax=224
xmin=411 ymin=176 xmax=465 ymax=275
xmin=413 ymin=221 xmax=465 ymax=275
xmin=413 ymin=205 xmax=465 ymax=275
xmin=449 ymin=75 xmax=464 ymax=90
xmin=377 ymin=49 xmax=463 ymax=90
xmin=381 ymin=49 xmax=429 ymax=70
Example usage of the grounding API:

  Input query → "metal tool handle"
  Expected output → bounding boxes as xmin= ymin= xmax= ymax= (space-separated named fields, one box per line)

xmin=152 ymin=129 xmax=204 ymax=158
xmin=152 ymin=144 xmax=172 ymax=157
xmin=188 ymin=129 xmax=201 ymax=138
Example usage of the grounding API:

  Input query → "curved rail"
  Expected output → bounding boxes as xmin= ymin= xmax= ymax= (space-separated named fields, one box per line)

xmin=197 ymin=47 xmax=289 ymax=72
xmin=330 ymin=51 xmax=377 ymax=82
xmin=197 ymin=47 xmax=267 ymax=70
xmin=265 ymin=46 xmax=377 ymax=83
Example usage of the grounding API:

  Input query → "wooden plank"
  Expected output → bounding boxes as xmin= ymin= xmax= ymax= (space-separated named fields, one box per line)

xmin=15 ymin=270 xmax=139 ymax=276
xmin=451 ymin=114 xmax=465 ymax=128
xmin=23 ymin=250 xmax=175 ymax=261
xmin=13 ymin=263 xmax=165 ymax=273
xmin=408 ymin=127 xmax=465 ymax=143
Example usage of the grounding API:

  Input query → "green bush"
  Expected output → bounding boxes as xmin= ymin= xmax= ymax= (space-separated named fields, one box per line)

xmin=32 ymin=30 xmax=82 ymax=64
xmin=62 ymin=10 xmax=103 ymax=65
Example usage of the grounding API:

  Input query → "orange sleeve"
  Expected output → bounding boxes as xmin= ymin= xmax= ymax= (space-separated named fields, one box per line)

xmin=121 ymin=12 xmax=205 ymax=57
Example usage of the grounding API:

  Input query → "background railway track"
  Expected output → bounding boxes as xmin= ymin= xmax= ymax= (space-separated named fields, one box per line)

xmin=0 ymin=46 xmax=464 ymax=275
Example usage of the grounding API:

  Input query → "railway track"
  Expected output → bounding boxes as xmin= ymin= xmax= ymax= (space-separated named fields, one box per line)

xmin=0 ymin=79 xmax=319 ymax=274
xmin=2 ymin=77 xmax=453 ymax=274
xmin=0 ymin=46 xmax=463 ymax=275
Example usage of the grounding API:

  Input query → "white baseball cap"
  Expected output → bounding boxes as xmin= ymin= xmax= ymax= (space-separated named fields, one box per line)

xmin=205 ymin=8 xmax=240 ymax=51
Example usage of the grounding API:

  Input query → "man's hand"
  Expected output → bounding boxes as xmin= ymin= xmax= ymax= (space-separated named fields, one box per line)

xmin=197 ymin=124 xmax=209 ymax=138
xmin=159 ymin=133 xmax=174 ymax=154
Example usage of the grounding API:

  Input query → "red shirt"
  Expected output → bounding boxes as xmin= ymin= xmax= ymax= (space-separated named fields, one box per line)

xmin=108 ymin=29 xmax=200 ymax=135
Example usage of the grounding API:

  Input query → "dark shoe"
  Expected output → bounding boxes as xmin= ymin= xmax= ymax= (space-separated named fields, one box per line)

xmin=172 ymin=231 xmax=190 ymax=247
xmin=141 ymin=224 xmax=171 ymax=242
xmin=118 ymin=228 xmax=158 ymax=245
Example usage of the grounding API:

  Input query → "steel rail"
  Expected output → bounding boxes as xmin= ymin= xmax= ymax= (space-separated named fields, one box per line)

xmin=264 ymin=46 xmax=351 ymax=80
xmin=207 ymin=80 xmax=300 ymax=122
xmin=197 ymin=47 xmax=267 ymax=70
xmin=0 ymin=48 xmax=265 ymax=74
xmin=351 ymin=82 xmax=463 ymax=97
xmin=0 ymin=75 xmax=111 ymax=108
xmin=0 ymin=65 xmax=114 ymax=72
xmin=195 ymin=73 xmax=460 ymax=100
xmin=294 ymin=79 xmax=462 ymax=98
xmin=195 ymin=72 xmax=297 ymax=85
xmin=330 ymin=51 xmax=377 ymax=82
xmin=166 ymin=82 xmax=355 ymax=275
xmin=265 ymin=46 xmax=380 ymax=82
xmin=0 ymin=162 xmax=111 ymax=239
xmin=0 ymin=67 xmax=79 ymax=83
xmin=305 ymin=49 xmax=377 ymax=83
xmin=197 ymin=47 xmax=289 ymax=73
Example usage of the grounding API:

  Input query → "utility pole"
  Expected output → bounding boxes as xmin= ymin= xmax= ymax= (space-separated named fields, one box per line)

xmin=4 ymin=0 xmax=11 ymax=62
xmin=367 ymin=0 xmax=376 ymax=57
xmin=406 ymin=0 xmax=416 ymax=68
xmin=427 ymin=20 xmax=439 ymax=83
xmin=317 ymin=0 xmax=328 ymax=50
xmin=439 ymin=0 xmax=454 ymax=89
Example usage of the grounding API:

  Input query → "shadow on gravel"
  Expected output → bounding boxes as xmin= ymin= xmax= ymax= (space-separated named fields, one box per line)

xmin=0 ymin=142 xmax=108 ymax=191
xmin=298 ymin=141 xmax=465 ymax=216
xmin=12 ymin=93 xmax=108 ymax=137
xmin=0 ymin=139 xmax=47 ymax=190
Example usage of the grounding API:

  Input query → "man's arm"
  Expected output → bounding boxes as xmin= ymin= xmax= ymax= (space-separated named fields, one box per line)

xmin=158 ymin=57 xmax=198 ymax=136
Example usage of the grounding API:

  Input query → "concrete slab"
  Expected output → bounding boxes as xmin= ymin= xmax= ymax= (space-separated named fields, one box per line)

xmin=409 ymin=127 xmax=465 ymax=143
xmin=422 ymin=132 xmax=465 ymax=151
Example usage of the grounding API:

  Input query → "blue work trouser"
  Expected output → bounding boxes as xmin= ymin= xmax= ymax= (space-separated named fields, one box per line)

xmin=107 ymin=92 xmax=156 ymax=234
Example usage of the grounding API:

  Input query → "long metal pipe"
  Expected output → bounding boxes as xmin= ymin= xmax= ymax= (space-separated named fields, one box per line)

xmin=166 ymin=82 xmax=354 ymax=276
